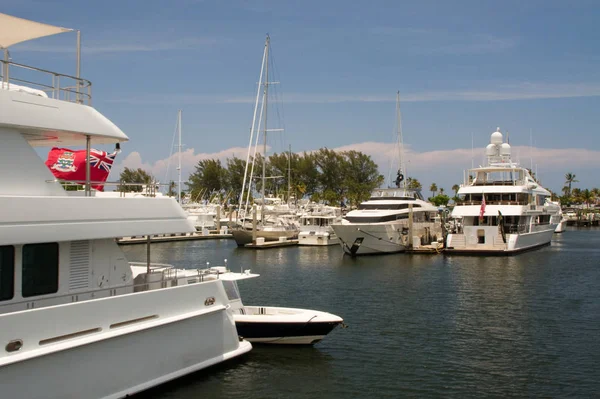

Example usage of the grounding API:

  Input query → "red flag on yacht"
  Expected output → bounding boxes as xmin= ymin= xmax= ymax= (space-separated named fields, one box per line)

xmin=479 ymin=194 xmax=486 ymax=222
xmin=45 ymin=147 xmax=118 ymax=191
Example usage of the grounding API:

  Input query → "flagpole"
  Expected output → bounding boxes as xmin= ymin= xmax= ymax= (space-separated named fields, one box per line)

xmin=85 ymin=135 xmax=91 ymax=196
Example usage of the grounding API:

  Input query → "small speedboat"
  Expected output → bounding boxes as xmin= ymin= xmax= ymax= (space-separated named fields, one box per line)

xmin=234 ymin=306 xmax=344 ymax=345
xmin=215 ymin=266 xmax=344 ymax=345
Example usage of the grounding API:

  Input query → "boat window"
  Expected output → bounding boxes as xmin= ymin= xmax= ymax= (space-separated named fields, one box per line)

xmin=222 ymin=280 xmax=240 ymax=301
xmin=358 ymin=203 xmax=421 ymax=210
xmin=22 ymin=243 xmax=59 ymax=297
xmin=0 ymin=245 xmax=15 ymax=301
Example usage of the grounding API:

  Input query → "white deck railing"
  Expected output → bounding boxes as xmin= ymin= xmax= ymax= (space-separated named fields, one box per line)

xmin=1 ymin=59 xmax=92 ymax=105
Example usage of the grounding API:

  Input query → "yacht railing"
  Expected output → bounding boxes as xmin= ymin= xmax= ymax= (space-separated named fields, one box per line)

xmin=455 ymin=200 xmax=529 ymax=206
xmin=48 ymin=179 xmax=168 ymax=197
xmin=0 ymin=59 xmax=92 ymax=105
xmin=0 ymin=263 xmax=227 ymax=311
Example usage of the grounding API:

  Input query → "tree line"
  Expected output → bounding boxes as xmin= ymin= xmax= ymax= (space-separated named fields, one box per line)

xmin=119 ymin=148 xmax=386 ymax=208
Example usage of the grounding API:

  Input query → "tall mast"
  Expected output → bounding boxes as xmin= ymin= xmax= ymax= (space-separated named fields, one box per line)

xmin=261 ymin=34 xmax=270 ymax=225
xmin=288 ymin=144 xmax=291 ymax=204
xmin=395 ymin=91 xmax=405 ymax=188
xmin=239 ymin=37 xmax=267 ymax=213
xmin=177 ymin=109 xmax=182 ymax=203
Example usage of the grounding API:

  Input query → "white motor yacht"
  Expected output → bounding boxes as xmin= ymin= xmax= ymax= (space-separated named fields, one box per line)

xmin=0 ymin=13 xmax=251 ymax=398
xmin=297 ymin=204 xmax=342 ymax=246
xmin=332 ymin=187 xmax=441 ymax=255
xmin=446 ymin=128 xmax=561 ymax=254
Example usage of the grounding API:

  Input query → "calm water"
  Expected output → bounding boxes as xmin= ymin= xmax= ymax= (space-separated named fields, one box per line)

xmin=123 ymin=228 xmax=600 ymax=398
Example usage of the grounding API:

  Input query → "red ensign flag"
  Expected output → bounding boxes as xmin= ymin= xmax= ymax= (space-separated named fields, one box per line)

xmin=45 ymin=147 xmax=117 ymax=191
xmin=479 ymin=195 xmax=486 ymax=222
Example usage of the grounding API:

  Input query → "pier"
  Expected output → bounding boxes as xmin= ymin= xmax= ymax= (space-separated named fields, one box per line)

xmin=117 ymin=231 xmax=232 ymax=245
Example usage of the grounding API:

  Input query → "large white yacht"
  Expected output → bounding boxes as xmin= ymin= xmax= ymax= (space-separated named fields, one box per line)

xmin=0 ymin=13 xmax=251 ymax=398
xmin=331 ymin=186 xmax=441 ymax=255
xmin=446 ymin=128 xmax=561 ymax=254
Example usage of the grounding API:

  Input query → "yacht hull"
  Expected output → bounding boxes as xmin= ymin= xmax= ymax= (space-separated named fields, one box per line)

xmin=231 ymin=228 xmax=297 ymax=247
xmin=332 ymin=224 xmax=407 ymax=255
xmin=555 ymin=219 xmax=567 ymax=233
xmin=298 ymin=231 xmax=339 ymax=246
xmin=234 ymin=306 xmax=343 ymax=345
xmin=0 ymin=282 xmax=251 ymax=399
xmin=446 ymin=226 xmax=557 ymax=255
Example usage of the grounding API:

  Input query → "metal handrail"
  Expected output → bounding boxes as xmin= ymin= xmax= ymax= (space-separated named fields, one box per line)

xmin=0 ymin=59 xmax=92 ymax=105
xmin=0 ymin=264 xmax=226 ymax=309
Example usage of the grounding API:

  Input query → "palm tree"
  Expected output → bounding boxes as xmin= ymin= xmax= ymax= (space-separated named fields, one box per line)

xmin=564 ymin=173 xmax=578 ymax=197
xmin=439 ymin=188 xmax=445 ymax=195
xmin=592 ymin=188 xmax=600 ymax=206
xmin=452 ymin=184 xmax=460 ymax=195
xmin=430 ymin=183 xmax=438 ymax=197
xmin=581 ymin=189 xmax=594 ymax=209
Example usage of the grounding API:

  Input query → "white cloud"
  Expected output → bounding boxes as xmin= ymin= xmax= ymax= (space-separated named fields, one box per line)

xmin=107 ymin=82 xmax=600 ymax=105
xmin=370 ymin=27 xmax=517 ymax=55
xmin=14 ymin=37 xmax=218 ymax=54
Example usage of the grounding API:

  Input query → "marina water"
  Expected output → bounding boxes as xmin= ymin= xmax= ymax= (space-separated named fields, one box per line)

xmin=124 ymin=228 xmax=600 ymax=398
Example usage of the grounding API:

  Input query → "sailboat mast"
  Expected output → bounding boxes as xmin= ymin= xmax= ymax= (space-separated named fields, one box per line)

xmin=261 ymin=35 xmax=270 ymax=225
xmin=396 ymin=91 xmax=405 ymax=188
xmin=288 ymin=144 xmax=291 ymax=204
xmin=177 ymin=109 xmax=182 ymax=203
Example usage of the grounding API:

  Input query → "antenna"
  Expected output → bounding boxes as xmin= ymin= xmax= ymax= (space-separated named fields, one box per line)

xmin=530 ymin=128 xmax=533 ymax=172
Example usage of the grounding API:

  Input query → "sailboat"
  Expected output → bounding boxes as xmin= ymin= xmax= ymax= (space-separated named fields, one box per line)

xmin=231 ymin=35 xmax=299 ymax=247
xmin=331 ymin=92 xmax=441 ymax=255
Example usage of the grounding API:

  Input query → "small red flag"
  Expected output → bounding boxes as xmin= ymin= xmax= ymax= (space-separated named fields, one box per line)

xmin=479 ymin=195 xmax=486 ymax=222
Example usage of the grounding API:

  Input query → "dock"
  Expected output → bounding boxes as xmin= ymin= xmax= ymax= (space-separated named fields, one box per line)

xmin=405 ymin=243 xmax=445 ymax=254
xmin=117 ymin=232 xmax=232 ymax=245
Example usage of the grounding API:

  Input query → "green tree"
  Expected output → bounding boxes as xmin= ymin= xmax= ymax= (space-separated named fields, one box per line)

xmin=342 ymin=150 xmax=384 ymax=207
xmin=581 ymin=189 xmax=594 ymax=208
xmin=564 ymin=172 xmax=578 ymax=197
xmin=406 ymin=177 xmax=422 ymax=190
xmin=295 ymin=152 xmax=319 ymax=198
xmin=314 ymin=148 xmax=347 ymax=203
xmin=429 ymin=183 xmax=438 ymax=197
xmin=226 ymin=156 xmax=248 ymax=205
xmin=430 ymin=194 xmax=450 ymax=207
xmin=186 ymin=159 xmax=227 ymax=199
xmin=452 ymin=184 xmax=460 ymax=195
xmin=119 ymin=167 xmax=153 ymax=193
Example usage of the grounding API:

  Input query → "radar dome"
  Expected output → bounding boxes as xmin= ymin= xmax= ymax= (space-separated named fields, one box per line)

xmin=490 ymin=127 xmax=503 ymax=145
xmin=486 ymin=143 xmax=497 ymax=157
xmin=500 ymin=142 xmax=511 ymax=156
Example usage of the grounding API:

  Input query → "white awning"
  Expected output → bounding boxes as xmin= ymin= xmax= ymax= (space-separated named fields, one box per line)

xmin=0 ymin=13 xmax=72 ymax=48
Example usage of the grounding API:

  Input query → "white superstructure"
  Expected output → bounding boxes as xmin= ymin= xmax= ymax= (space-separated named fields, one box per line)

xmin=0 ymin=13 xmax=251 ymax=399
xmin=297 ymin=204 xmax=342 ymax=246
xmin=446 ymin=128 xmax=560 ymax=254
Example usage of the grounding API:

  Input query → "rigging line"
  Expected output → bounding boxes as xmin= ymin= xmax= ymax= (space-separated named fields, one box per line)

xmin=239 ymin=37 xmax=268 ymax=210
xmin=164 ymin=113 xmax=180 ymax=191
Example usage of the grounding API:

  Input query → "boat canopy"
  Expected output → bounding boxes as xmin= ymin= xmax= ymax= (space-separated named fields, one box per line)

xmin=0 ymin=13 xmax=72 ymax=48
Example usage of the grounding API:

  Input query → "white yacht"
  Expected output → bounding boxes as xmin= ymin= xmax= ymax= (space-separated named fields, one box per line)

xmin=332 ymin=187 xmax=441 ymax=255
xmin=331 ymin=91 xmax=442 ymax=256
xmin=446 ymin=128 xmax=561 ymax=254
xmin=0 ymin=13 xmax=251 ymax=399
xmin=297 ymin=204 xmax=342 ymax=246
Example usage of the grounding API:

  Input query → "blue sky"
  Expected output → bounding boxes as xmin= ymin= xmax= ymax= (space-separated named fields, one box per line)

xmin=5 ymin=0 xmax=600 ymax=194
